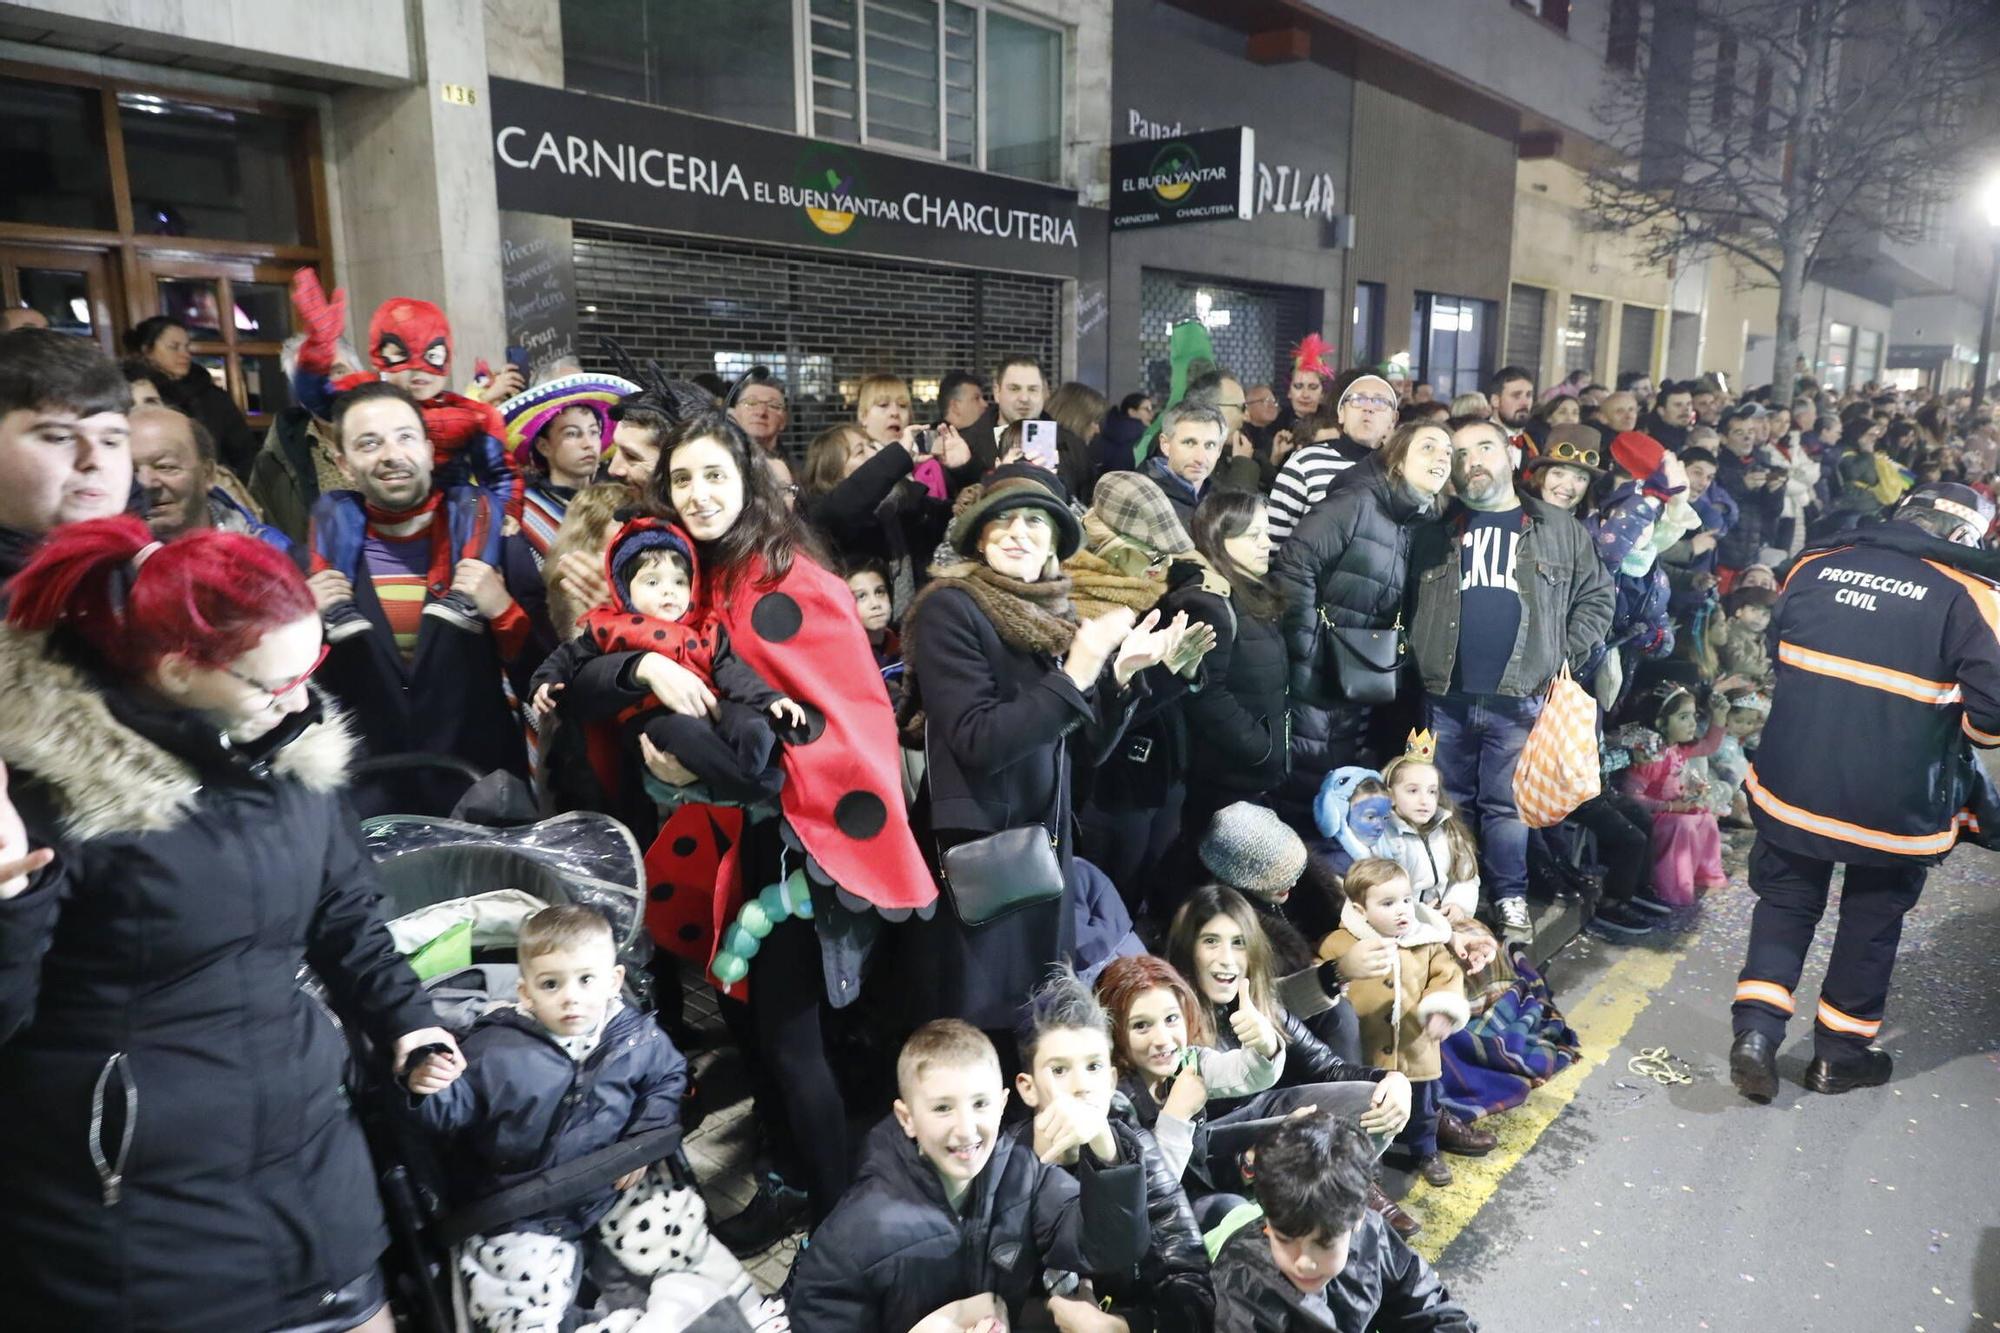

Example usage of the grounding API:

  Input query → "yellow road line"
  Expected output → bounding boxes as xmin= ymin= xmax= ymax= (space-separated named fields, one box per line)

xmin=1402 ymin=942 xmax=1689 ymax=1261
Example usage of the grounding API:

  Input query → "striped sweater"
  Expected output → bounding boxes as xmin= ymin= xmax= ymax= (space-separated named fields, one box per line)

xmin=1267 ymin=437 xmax=1375 ymax=545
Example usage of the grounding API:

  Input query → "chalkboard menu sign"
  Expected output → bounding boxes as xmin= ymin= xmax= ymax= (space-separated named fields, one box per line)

xmin=500 ymin=211 xmax=578 ymax=383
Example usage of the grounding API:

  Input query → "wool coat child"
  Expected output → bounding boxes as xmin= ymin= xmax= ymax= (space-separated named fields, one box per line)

xmin=1318 ymin=898 xmax=1470 ymax=1082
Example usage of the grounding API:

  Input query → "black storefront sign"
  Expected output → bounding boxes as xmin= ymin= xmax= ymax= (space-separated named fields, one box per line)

xmin=491 ymin=79 xmax=1082 ymax=279
xmin=1109 ymin=127 xmax=1256 ymax=231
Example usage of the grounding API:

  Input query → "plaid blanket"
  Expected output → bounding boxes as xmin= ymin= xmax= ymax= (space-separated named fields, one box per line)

xmin=1439 ymin=949 xmax=1580 ymax=1123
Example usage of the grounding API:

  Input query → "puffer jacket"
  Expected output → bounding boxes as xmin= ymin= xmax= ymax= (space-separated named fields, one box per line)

xmin=787 ymin=1113 xmax=1149 ymax=1332
xmin=1274 ymin=453 xmax=1435 ymax=790
xmin=411 ymin=1002 xmax=687 ymax=1238
xmin=1029 ymin=1098 xmax=1215 ymax=1333
xmin=1212 ymin=1205 xmax=1477 ymax=1332
xmin=1369 ymin=812 xmax=1478 ymax=919
xmin=0 ymin=629 xmax=436 ymax=1332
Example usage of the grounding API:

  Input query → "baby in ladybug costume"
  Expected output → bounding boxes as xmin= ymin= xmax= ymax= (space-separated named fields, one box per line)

xmin=290 ymin=267 xmax=521 ymax=518
xmin=531 ymin=516 xmax=803 ymax=802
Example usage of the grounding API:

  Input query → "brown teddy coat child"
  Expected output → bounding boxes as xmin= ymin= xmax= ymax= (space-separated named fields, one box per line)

xmin=1317 ymin=898 xmax=1471 ymax=1082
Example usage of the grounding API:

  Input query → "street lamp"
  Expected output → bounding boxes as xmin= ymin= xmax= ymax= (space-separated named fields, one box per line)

xmin=1975 ymin=171 xmax=2000 ymax=409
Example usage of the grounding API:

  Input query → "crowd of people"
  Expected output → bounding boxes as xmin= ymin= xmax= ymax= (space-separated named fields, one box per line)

xmin=1 ymin=275 xmax=1997 ymax=1333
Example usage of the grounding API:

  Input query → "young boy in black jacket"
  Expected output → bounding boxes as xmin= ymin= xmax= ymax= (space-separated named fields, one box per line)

xmin=786 ymin=1018 xmax=1152 ymax=1332
xmin=407 ymin=905 xmax=782 ymax=1331
xmin=1212 ymin=1110 xmax=1476 ymax=1332
xmin=1015 ymin=966 xmax=1214 ymax=1332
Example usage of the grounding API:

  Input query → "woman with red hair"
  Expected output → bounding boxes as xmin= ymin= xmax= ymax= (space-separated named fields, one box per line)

xmin=0 ymin=516 xmax=459 ymax=1332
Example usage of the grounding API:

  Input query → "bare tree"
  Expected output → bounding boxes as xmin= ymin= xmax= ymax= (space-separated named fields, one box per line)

xmin=1587 ymin=0 xmax=2000 ymax=399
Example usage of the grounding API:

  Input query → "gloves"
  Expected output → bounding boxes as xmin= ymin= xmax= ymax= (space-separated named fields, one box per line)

xmin=422 ymin=392 xmax=503 ymax=458
xmin=290 ymin=268 xmax=348 ymax=377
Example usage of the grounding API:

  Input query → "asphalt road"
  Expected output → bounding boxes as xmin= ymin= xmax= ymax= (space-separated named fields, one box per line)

xmin=1421 ymin=829 xmax=2000 ymax=1333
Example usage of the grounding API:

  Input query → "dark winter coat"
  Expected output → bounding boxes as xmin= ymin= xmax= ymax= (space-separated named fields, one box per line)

xmin=786 ymin=1113 xmax=1150 ymax=1333
xmin=0 ymin=628 xmax=437 ymax=1332
xmin=1273 ymin=454 xmax=1434 ymax=788
xmin=1212 ymin=1206 xmax=1477 ymax=1332
xmin=905 ymin=584 xmax=1143 ymax=1029
xmin=805 ymin=440 xmax=959 ymax=580
xmin=1174 ymin=583 xmax=1290 ymax=805
xmin=162 ymin=362 xmax=259 ymax=480
xmin=249 ymin=407 xmax=330 ymax=546
xmin=1022 ymin=1098 xmax=1215 ymax=1333
xmin=412 ymin=1002 xmax=687 ymax=1239
xmin=1715 ymin=447 xmax=1784 ymax=569
xmin=1407 ymin=492 xmax=1615 ymax=699
xmin=960 ymin=406 xmax=1092 ymax=502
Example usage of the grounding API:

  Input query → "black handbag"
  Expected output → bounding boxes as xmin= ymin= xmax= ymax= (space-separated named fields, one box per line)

xmin=1310 ymin=606 xmax=1405 ymax=706
xmin=936 ymin=736 xmax=1068 ymax=928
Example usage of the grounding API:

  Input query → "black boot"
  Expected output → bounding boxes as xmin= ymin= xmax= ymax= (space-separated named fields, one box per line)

xmin=711 ymin=1172 xmax=812 ymax=1257
xmin=1729 ymin=1030 xmax=1780 ymax=1103
xmin=1804 ymin=1046 xmax=1893 ymax=1094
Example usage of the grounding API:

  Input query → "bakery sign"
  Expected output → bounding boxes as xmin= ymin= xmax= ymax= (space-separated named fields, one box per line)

xmin=1110 ymin=127 xmax=1256 ymax=231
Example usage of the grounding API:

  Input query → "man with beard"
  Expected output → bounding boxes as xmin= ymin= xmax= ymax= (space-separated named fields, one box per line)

xmin=1407 ymin=419 xmax=1614 ymax=942
xmin=1617 ymin=370 xmax=1656 ymax=416
xmin=129 ymin=403 xmax=289 ymax=550
xmin=308 ymin=380 xmax=527 ymax=813
xmin=1488 ymin=366 xmax=1537 ymax=464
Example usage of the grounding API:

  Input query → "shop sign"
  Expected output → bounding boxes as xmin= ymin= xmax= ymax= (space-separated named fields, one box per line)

xmin=1110 ymin=127 xmax=1256 ymax=231
xmin=1123 ymin=108 xmax=1338 ymax=223
xmin=491 ymin=79 xmax=1083 ymax=278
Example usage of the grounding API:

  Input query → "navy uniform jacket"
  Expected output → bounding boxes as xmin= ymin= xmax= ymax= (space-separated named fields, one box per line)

xmin=1748 ymin=521 xmax=2000 ymax=866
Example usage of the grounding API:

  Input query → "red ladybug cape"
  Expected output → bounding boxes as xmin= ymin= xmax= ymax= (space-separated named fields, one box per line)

xmin=640 ymin=548 xmax=936 ymax=995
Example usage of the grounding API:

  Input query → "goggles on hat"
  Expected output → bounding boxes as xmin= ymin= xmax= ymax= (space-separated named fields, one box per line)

xmin=1543 ymin=437 xmax=1601 ymax=470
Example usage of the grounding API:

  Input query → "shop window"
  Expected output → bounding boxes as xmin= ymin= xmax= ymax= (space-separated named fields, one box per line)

xmin=806 ymin=0 xmax=1065 ymax=183
xmin=118 ymin=94 xmax=304 ymax=245
xmin=1139 ymin=269 xmax=1311 ymax=405
xmin=0 ymin=79 xmax=117 ymax=232
xmin=1352 ymin=282 xmax=1384 ymax=373
xmin=1563 ymin=295 xmax=1604 ymax=378
xmin=1413 ymin=293 xmax=1494 ymax=400
xmin=563 ymin=0 xmax=798 ymax=132
xmin=1821 ymin=321 xmax=1855 ymax=393
xmin=1854 ymin=328 xmax=1883 ymax=391
xmin=1617 ymin=303 xmax=1657 ymax=377
xmin=1506 ymin=284 xmax=1547 ymax=378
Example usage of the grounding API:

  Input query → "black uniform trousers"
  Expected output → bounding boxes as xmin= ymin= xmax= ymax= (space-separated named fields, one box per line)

xmin=1731 ymin=836 xmax=1927 ymax=1060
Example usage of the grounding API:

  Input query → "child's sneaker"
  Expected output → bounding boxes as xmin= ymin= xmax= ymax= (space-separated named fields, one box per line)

xmin=1417 ymin=1154 xmax=1453 ymax=1187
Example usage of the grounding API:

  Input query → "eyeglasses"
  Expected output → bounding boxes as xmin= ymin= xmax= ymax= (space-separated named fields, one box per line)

xmin=1543 ymin=439 xmax=1602 ymax=469
xmin=737 ymin=395 xmax=786 ymax=412
xmin=224 ymin=642 xmax=330 ymax=709
xmin=1344 ymin=394 xmax=1397 ymax=412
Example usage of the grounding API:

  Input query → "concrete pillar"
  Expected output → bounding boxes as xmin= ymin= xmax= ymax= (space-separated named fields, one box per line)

xmin=330 ymin=0 xmax=505 ymax=371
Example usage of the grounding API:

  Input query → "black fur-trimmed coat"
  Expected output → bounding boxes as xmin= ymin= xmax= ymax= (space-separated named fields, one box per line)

xmin=0 ymin=628 xmax=436 ymax=1332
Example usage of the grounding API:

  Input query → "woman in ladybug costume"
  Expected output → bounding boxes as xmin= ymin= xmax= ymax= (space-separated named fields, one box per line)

xmin=561 ymin=382 xmax=936 ymax=1224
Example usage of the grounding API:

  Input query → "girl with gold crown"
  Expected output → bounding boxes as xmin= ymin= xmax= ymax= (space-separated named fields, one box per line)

xmin=1374 ymin=729 xmax=1500 ymax=978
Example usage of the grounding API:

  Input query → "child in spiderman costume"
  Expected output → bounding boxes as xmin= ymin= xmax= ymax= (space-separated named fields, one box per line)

xmin=289 ymin=267 xmax=521 ymax=519
xmin=530 ymin=516 xmax=804 ymax=805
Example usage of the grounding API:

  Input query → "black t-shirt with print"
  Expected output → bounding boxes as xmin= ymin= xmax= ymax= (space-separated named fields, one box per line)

xmin=1452 ymin=506 xmax=1527 ymax=695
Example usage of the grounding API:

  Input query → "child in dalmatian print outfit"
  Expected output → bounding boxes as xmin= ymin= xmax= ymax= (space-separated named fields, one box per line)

xmin=408 ymin=905 xmax=786 ymax=1332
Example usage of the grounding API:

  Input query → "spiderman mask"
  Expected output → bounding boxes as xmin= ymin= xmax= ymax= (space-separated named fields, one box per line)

xmin=369 ymin=298 xmax=453 ymax=400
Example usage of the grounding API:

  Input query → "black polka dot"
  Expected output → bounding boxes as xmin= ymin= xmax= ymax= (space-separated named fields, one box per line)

xmin=750 ymin=591 xmax=803 ymax=643
xmin=648 ymin=884 xmax=673 ymax=901
xmin=630 ymin=615 xmax=644 ymax=625
xmin=654 ymin=630 xmax=667 ymax=641
xmin=833 ymin=790 xmax=887 ymax=839
xmin=787 ymin=703 xmax=826 ymax=745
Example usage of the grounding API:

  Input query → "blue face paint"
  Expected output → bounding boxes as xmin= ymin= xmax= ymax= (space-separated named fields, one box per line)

xmin=1349 ymin=795 xmax=1394 ymax=844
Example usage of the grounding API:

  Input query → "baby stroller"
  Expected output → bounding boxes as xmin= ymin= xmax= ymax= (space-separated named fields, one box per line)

xmin=347 ymin=764 xmax=781 ymax=1333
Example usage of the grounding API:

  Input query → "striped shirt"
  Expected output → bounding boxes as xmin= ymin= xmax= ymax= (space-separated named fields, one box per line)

xmin=361 ymin=529 xmax=432 ymax=661
xmin=1267 ymin=438 xmax=1373 ymax=545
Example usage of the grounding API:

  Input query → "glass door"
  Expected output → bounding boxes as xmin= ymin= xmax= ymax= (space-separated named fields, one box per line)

xmin=139 ymin=255 xmax=301 ymax=428
xmin=0 ymin=244 xmax=118 ymax=351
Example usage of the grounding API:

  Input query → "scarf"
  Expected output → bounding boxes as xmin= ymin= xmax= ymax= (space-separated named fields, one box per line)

xmin=360 ymin=492 xmax=454 ymax=595
xmin=907 ymin=558 xmax=1078 ymax=665
xmin=1064 ymin=547 xmax=1166 ymax=621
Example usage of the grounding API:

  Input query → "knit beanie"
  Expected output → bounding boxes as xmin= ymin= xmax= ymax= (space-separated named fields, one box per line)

xmin=1199 ymin=802 xmax=1307 ymax=900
